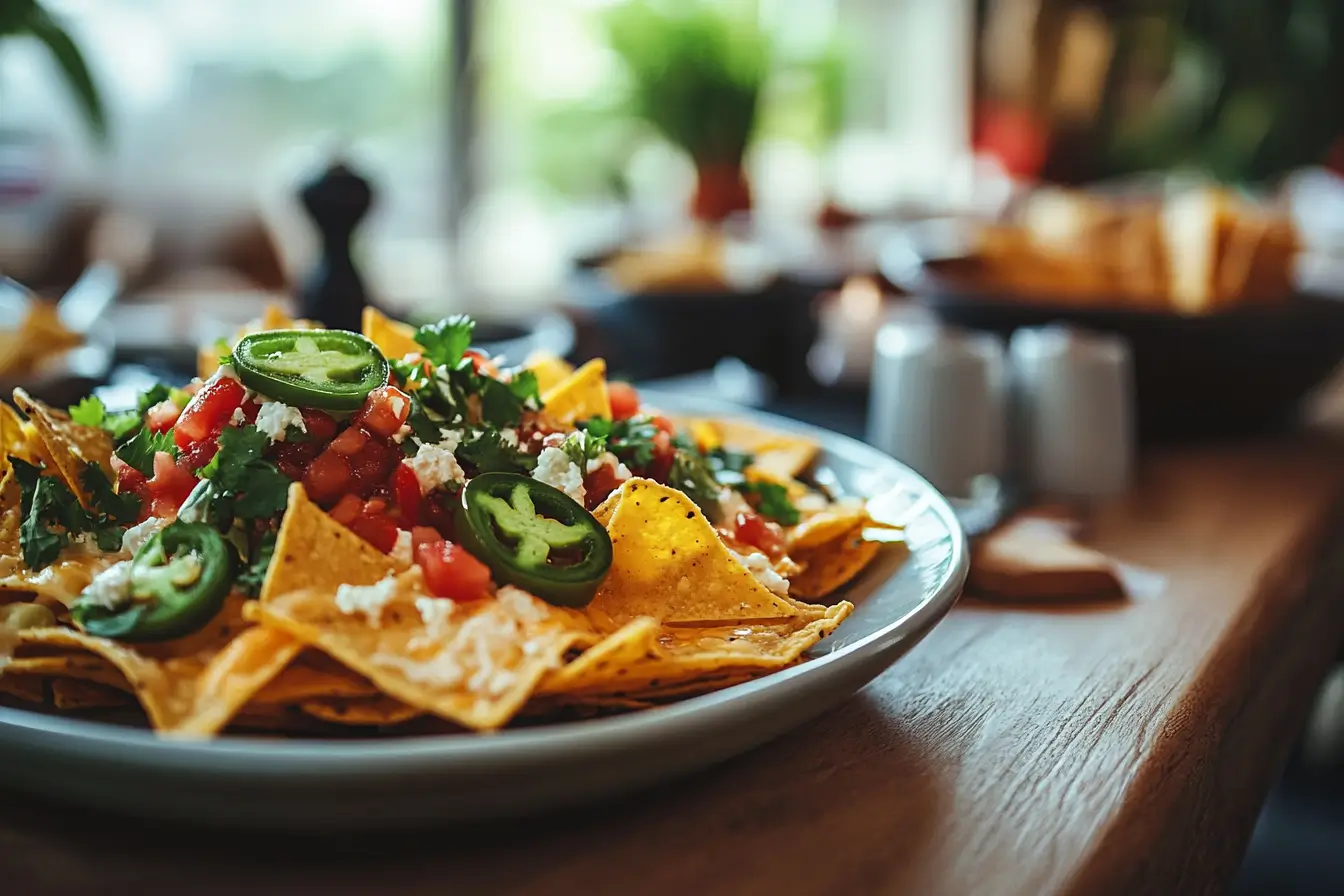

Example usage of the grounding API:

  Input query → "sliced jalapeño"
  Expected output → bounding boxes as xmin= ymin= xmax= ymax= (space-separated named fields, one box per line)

xmin=72 ymin=522 xmax=234 ymax=642
xmin=232 ymin=329 xmax=389 ymax=411
xmin=455 ymin=472 xmax=612 ymax=607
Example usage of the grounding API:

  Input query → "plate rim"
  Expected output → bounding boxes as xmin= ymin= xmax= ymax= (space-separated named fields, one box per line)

xmin=0 ymin=395 xmax=968 ymax=774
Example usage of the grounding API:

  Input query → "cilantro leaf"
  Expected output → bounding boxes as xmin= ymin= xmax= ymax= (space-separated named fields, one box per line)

xmin=473 ymin=373 xmax=530 ymax=428
xmin=507 ymin=369 xmax=542 ymax=411
xmin=458 ymin=428 xmax=537 ymax=475
xmin=135 ymin=384 xmax=172 ymax=415
xmin=93 ymin=527 xmax=126 ymax=552
xmin=202 ymin=426 xmax=292 ymax=520
xmin=20 ymin=477 xmax=69 ymax=569
xmin=79 ymin=464 xmax=140 ymax=525
xmin=561 ymin=430 xmax=607 ymax=470
xmin=739 ymin=481 xmax=800 ymax=526
xmin=115 ymin=427 xmax=176 ymax=477
xmin=705 ymin=446 xmax=754 ymax=487
xmin=582 ymin=416 xmax=659 ymax=469
xmin=667 ymin=449 xmax=724 ymax=522
xmin=413 ymin=315 xmax=475 ymax=368
xmin=69 ymin=395 xmax=105 ymax=428
xmin=236 ymin=531 xmax=276 ymax=597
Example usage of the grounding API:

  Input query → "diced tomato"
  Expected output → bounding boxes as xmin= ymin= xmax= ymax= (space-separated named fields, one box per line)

xmin=349 ymin=507 xmax=399 ymax=553
xmin=145 ymin=400 xmax=181 ymax=434
xmin=269 ymin=439 xmax=321 ymax=475
xmin=650 ymin=414 xmax=676 ymax=434
xmin=352 ymin=385 xmax=411 ymax=440
xmin=174 ymin=376 xmax=245 ymax=451
xmin=392 ymin=463 xmax=422 ymax=526
xmin=735 ymin=510 xmax=785 ymax=559
xmin=415 ymin=539 xmax=493 ymax=600
xmin=299 ymin=408 xmax=338 ymax=443
xmin=608 ymin=382 xmax=641 ymax=421
xmin=410 ymin=526 xmax=441 ymax=550
xmin=584 ymin=464 xmax=623 ymax=509
xmin=329 ymin=493 xmax=364 ymax=527
xmin=329 ymin=426 xmax=369 ymax=457
xmin=349 ymin=437 xmax=398 ymax=496
xmin=144 ymin=452 xmax=198 ymax=520
xmin=463 ymin=349 xmax=499 ymax=377
xmin=303 ymin=450 xmax=352 ymax=506
xmin=420 ymin=491 xmax=457 ymax=538
xmin=646 ymin=430 xmax=675 ymax=480
xmin=115 ymin=462 xmax=149 ymax=498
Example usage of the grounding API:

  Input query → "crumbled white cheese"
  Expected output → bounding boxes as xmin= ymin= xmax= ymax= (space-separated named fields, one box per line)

xmin=391 ymin=423 xmax=412 ymax=444
xmin=729 ymin=548 xmax=790 ymax=596
xmin=585 ymin=451 xmax=632 ymax=482
xmin=78 ymin=561 xmax=134 ymax=611
xmin=415 ymin=596 xmax=456 ymax=637
xmin=390 ymin=529 xmax=414 ymax=566
xmin=254 ymin=400 xmax=306 ymax=442
xmin=499 ymin=428 xmax=518 ymax=447
xmin=211 ymin=363 xmax=241 ymax=383
xmin=407 ymin=432 xmax=465 ymax=494
xmin=334 ymin=576 xmax=400 ymax=627
xmin=532 ymin=447 xmax=585 ymax=504
xmin=496 ymin=585 xmax=549 ymax=623
xmin=229 ymin=406 xmax=247 ymax=427
xmin=121 ymin=517 xmax=169 ymax=555
xmin=541 ymin=432 xmax=567 ymax=449
xmin=718 ymin=489 xmax=753 ymax=523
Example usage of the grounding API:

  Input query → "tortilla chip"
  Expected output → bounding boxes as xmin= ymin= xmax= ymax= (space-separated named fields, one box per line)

xmin=252 ymin=574 xmax=595 ymax=730
xmin=5 ymin=653 xmax=130 ymax=691
xmin=788 ymin=524 xmax=882 ymax=600
xmin=299 ymin=695 xmax=422 ymax=726
xmin=681 ymin=418 xmax=820 ymax=480
xmin=787 ymin=504 xmax=871 ymax=551
xmin=0 ymin=402 xmax=42 ymax=474
xmin=15 ymin=596 xmax=253 ymax=731
xmin=362 ymin=306 xmax=421 ymax=362
xmin=261 ymin=483 xmax=403 ymax=603
xmin=173 ymin=627 xmax=303 ymax=737
xmin=251 ymin=655 xmax=380 ymax=704
xmin=13 ymin=389 xmax=113 ymax=509
xmin=537 ymin=616 xmax=662 ymax=694
xmin=0 ymin=674 xmax=44 ymax=704
xmin=51 ymin=678 xmax=131 ymax=710
xmin=585 ymin=479 xmax=820 ymax=627
xmin=523 ymin=352 xmax=575 ymax=395
xmin=200 ymin=304 xmax=312 ymax=379
xmin=0 ymin=468 xmax=119 ymax=605
xmin=541 ymin=358 xmax=611 ymax=425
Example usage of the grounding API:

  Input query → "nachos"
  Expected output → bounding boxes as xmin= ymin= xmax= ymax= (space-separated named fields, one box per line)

xmin=0 ymin=306 xmax=898 ymax=736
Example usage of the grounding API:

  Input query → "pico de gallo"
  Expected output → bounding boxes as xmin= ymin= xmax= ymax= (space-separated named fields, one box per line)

xmin=25 ymin=315 xmax=801 ymax=642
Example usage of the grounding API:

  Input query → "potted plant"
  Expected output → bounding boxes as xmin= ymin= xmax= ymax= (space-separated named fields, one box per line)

xmin=604 ymin=1 xmax=768 ymax=222
xmin=0 ymin=0 xmax=106 ymax=142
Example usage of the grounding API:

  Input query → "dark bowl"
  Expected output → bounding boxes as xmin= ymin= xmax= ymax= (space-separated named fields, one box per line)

xmin=563 ymin=269 xmax=820 ymax=395
xmin=880 ymin=222 xmax=1344 ymax=442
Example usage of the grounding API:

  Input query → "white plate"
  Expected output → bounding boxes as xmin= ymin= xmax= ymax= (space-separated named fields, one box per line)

xmin=0 ymin=397 xmax=967 ymax=827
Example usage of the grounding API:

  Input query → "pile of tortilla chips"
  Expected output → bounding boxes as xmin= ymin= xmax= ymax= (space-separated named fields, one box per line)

xmin=0 ymin=306 xmax=900 ymax=737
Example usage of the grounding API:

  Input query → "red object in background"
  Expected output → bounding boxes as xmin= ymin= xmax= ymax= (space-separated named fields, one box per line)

xmin=608 ymin=382 xmax=640 ymax=421
xmin=691 ymin=163 xmax=752 ymax=222
xmin=1328 ymin=136 xmax=1344 ymax=177
xmin=974 ymin=102 xmax=1048 ymax=180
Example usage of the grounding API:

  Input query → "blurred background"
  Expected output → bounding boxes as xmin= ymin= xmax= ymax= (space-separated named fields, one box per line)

xmin=2 ymin=2 xmax=1344 ymax=888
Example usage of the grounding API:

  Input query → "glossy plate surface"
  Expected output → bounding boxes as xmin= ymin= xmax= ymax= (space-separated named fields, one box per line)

xmin=0 ymin=396 xmax=967 ymax=827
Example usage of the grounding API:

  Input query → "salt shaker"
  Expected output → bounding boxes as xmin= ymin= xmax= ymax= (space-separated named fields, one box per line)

xmin=1009 ymin=325 xmax=1134 ymax=499
xmin=867 ymin=322 xmax=1007 ymax=498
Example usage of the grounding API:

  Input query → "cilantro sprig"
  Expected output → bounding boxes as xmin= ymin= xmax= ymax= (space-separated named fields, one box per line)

xmin=580 ymin=416 xmax=660 ymax=468
xmin=235 ymin=530 xmax=276 ymax=597
xmin=10 ymin=458 xmax=137 ymax=570
xmin=69 ymin=384 xmax=190 ymax=445
xmin=457 ymin=428 xmax=537 ymax=475
xmin=197 ymin=427 xmax=292 ymax=521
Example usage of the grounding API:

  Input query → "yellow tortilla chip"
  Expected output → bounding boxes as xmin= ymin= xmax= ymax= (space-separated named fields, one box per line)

xmin=787 ymin=503 xmax=871 ymax=552
xmin=541 ymin=358 xmax=611 ymax=425
xmin=523 ymin=352 xmax=575 ymax=395
xmin=13 ymin=388 xmax=113 ymax=509
xmin=15 ymin=596 xmax=254 ymax=732
xmin=788 ymin=524 xmax=883 ymax=600
xmin=0 ymin=401 xmax=41 ymax=475
xmin=0 ymin=673 xmax=44 ymax=704
xmin=199 ymin=304 xmax=312 ymax=379
xmin=173 ymin=627 xmax=304 ymax=737
xmin=362 ymin=306 xmax=421 ymax=362
xmin=709 ymin=419 xmax=820 ymax=480
xmin=0 ymin=468 xmax=119 ymax=605
xmin=5 ymin=653 xmax=130 ymax=691
xmin=252 ymin=573 xmax=596 ymax=730
xmin=537 ymin=616 xmax=661 ymax=694
xmin=261 ymin=483 xmax=404 ymax=603
xmin=51 ymin=678 xmax=131 ymax=711
xmin=585 ymin=479 xmax=821 ymax=627
xmin=250 ymin=655 xmax=380 ymax=704
xmin=300 ymin=695 xmax=422 ymax=726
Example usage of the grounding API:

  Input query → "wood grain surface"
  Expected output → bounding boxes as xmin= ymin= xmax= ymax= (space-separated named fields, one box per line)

xmin=5 ymin=440 xmax=1344 ymax=896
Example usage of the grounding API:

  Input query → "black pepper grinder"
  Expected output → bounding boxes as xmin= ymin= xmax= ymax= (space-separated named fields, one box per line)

xmin=296 ymin=158 xmax=374 ymax=333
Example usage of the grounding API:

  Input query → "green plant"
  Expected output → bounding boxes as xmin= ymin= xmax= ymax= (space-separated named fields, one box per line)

xmin=0 ymin=0 xmax=106 ymax=143
xmin=604 ymin=1 xmax=769 ymax=168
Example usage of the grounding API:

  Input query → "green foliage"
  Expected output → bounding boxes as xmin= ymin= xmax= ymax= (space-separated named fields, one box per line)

xmin=0 ymin=1 xmax=106 ymax=143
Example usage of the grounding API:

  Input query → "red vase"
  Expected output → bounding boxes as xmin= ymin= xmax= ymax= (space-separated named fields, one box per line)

xmin=691 ymin=163 xmax=752 ymax=222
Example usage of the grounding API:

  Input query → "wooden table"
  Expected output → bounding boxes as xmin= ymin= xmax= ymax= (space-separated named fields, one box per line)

xmin=6 ymin=438 xmax=1344 ymax=896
